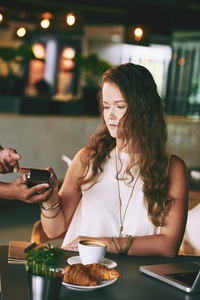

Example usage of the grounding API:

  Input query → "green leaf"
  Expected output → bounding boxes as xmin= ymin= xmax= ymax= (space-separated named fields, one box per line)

xmin=25 ymin=243 xmax=64 ymax=278
xmin=0 ymin=47 xmax=17 ymax=62
xmin=72 ymin=53 xmax=112 ymax=88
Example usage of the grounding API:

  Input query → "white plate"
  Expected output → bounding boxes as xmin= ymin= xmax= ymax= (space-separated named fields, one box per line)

xmin=67 ymin=256 xmax=117 ymax=269
xmin=62 ymin=278 xmax=117 ymax=291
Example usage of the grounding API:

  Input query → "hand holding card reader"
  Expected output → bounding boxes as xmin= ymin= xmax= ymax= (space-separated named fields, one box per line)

xmin=20 ymin=167 xmax=52 ymax=192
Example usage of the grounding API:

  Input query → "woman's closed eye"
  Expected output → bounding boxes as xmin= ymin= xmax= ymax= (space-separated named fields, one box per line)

xmin=103 ymin=104 xmax=126 ymax=110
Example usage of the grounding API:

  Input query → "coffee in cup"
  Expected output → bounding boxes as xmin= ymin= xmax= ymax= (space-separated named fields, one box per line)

xmin=78 ymin=240 xmax=107 ymax=265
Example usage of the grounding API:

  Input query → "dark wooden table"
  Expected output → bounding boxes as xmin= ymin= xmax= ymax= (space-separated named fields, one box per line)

xmin=1 ymin=245 xmax=200 ymax=300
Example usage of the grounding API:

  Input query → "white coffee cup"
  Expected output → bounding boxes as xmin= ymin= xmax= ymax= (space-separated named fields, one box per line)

xmin=78 ymin=240 xmax=107 ymax=265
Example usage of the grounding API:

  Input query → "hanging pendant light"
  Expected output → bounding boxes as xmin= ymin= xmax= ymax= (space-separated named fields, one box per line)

xmin=66 ymin=13 xmax=75 ymax=26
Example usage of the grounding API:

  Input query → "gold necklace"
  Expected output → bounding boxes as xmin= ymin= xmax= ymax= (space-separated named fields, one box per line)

xmin=115 ymin=148 xmax=140 ymax=237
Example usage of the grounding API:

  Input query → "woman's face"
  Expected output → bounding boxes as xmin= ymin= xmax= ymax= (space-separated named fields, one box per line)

xmin=102 ymin=82 xmax=127 ymax=140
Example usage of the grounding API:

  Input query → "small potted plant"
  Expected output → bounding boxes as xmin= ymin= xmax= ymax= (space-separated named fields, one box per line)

xmin=0 ymin=44 xmax=41 ymax=96
xmin=25 ymin=243 xmax=64 ymax=300
xmin=72 ymin=53 xmax=112 ymax=115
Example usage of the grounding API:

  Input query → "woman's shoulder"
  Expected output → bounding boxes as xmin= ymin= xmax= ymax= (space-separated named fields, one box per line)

xmin=71 ymin=147 xmax=92 ymax=168
xmin=169 ymin=154 xmax=188 ymax=176
xmin=73 ymin=147 xmax=88 ymax=159
xmin=170 ymin=154 xmax=187 ymax=167
xmin=67 ymin=148 xmax=89 ymax=178
xmin=167 ymin=155 xmax=188 ymax=201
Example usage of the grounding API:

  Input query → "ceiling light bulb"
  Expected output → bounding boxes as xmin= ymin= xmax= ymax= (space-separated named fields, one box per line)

xmin=66 ymin=13 xmax=75 ymax=26
xmin=17 ymin=27 xmax=26 ymax=37
xmin=134 ymin=28 xmax=143 ymax=37
xmin=42 ymin=12 xmax=53 ymax=20
xmin=134 ymin=27 xmax=143 ymax=41
xmin=41 ymin=19 xmax=50 ymax=29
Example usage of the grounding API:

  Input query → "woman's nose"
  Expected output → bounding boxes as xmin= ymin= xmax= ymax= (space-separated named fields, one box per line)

xmin=108 ymin=107 xmax=116 ymax=119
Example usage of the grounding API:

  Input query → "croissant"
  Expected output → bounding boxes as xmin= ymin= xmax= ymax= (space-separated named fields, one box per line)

xmin=63 ymin=264 xmax=98 ymax=286
xmin=85 ymin=263 xmax=123 ymax=281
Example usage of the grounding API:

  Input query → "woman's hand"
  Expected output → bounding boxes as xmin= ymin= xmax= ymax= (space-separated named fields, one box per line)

xmin=62 ymin=236 xmax=113 ymax=252
xmin=62 ymin=236 xmax=89 ymax=252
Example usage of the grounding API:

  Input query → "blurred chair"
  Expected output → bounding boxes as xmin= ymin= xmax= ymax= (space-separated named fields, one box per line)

xmin=188 ymin=168 xmax=200 ymax=191
xmin=61 ymin=155 xmax=72 ymax=167
xmin=31 ymin=220 xmax=66 ymax=244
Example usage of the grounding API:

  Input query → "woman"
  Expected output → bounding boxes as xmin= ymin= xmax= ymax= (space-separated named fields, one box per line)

xmin=40 ymin=63 xmax=188 ymax=257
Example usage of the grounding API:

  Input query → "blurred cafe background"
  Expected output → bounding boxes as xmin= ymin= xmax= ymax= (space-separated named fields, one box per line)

xmin=0 ymin=0 xmax=200 ymax=248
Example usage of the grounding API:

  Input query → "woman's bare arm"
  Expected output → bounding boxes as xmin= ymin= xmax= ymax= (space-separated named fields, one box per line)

xmin=40 ymin=149 xmax=84 ymax=239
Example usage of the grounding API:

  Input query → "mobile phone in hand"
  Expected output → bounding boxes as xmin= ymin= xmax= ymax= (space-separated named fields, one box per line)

xmin=20 ymin=167 xmax=52 ymax=188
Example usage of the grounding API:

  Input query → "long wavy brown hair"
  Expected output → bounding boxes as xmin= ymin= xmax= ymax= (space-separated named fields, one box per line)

xmin=79 ymin=63 xmax=172 ymax=227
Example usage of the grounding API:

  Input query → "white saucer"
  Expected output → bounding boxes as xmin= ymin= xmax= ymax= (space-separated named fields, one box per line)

xmin=67 ymin=256 xmax=117 ymax=268
xmin=62 ymin=278 xmax=117 ymax=291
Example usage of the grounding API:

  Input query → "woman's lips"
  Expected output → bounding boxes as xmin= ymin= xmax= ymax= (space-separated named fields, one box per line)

xmin=109 ymin=124 xmax=118 ymax=130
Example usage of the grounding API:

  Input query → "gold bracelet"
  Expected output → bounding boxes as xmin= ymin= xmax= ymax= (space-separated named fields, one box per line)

xmin=40 ymin=195 xmax=62 ymax=211
xmin=41 ymin=205 xmax=61 ymax=219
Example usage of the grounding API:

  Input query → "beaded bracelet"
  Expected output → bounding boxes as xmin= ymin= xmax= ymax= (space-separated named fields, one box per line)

xmin=40 ymin=195 xmax=62 ymax=211
xmin=112 ymin=235 xmax=133 ymax=255
xmin=124 ymin=235 xmax=133 ymax=255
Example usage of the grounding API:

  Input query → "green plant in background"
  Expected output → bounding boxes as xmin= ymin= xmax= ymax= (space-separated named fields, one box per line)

xmin=73 ymin=53 xmax=112 ymax=88
xmin=0 ymin=44 xmax=38 ymax=77
xmin=25 ymin=243 xmax=64 ymax=278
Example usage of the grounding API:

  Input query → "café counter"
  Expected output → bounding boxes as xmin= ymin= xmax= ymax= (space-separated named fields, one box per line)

xmin=1 ymin=113 xmax=200 ymax=184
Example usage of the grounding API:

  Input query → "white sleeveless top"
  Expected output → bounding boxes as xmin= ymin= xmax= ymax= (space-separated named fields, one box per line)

xmin=61 ymin=148 xmax=160 ymax=248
